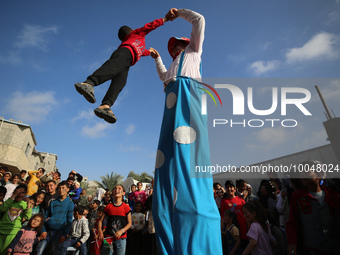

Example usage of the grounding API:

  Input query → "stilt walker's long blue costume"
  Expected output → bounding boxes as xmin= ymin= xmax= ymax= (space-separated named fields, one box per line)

xmin=152 ymin=9 xmax=222 ymax=255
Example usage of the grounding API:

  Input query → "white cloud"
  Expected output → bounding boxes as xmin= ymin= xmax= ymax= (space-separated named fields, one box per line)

xmin=72 ymin=109 xmax=94 ymax=122
xmin=119 ymin=144 xmax=141 ymax=152
xmin=285 ymin=32 xmax=339 ymax=64
xmin=125 ymin=124 xmax=136 ymax=135
xmin=245 ymin=127 xmax=293 ymax=150
xmin=298 ymin=129 xmax=328 ymax=150
xmin=326 ymin=10 xmax=340 ymax=25
xmin=249 ymin=60 xmax=280 ymax=75
xmin=320 ymin=79 xmax=340 ymax=102
xmin=261 ymin=42 xmax=271 ymax=51
xmin=5 ymin=91 xmax=58 ymax=124
xmin=228 ymin=54 xmax=245 ymax=63
xmin=15 ymin=24 xmax=59 ymax=52
xmin=0 ymin=51 xmax=21 ymax=65
xmin=81 ymin=122 xmax=110 ymax=138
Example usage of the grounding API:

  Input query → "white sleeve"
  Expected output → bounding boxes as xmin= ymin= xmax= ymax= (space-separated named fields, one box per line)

xmin=177 ymin=9 xmax=205 ymax=54
xmin=155 ymin=56 xmax=168 ymax=82
xmin=276 ymin=193 xmax=284 ymax=213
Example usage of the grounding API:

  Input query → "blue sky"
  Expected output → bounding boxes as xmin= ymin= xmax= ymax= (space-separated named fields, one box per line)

xmin=1 ymin=0 xmax=339 ymax=182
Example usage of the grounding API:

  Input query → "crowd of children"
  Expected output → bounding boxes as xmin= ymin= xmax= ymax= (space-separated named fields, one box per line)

xmin=214 ymin=160 xmax=340 ymax=255
xmin=1 ymin=158 xmax=340 ymax=255
xmin=0 ymin=166 xmax=158 ymax=255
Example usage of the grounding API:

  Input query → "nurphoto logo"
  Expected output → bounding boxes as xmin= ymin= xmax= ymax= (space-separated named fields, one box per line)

xmin=200 ymin=82 xmax=312 ymax=128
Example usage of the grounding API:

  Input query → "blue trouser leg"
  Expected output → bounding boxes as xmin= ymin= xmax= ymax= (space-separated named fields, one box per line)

xmin=35 ymin=238 xmax=48 ymax=255
xmin=113 ymin=238 xmax=126 ymax=255
xmin=61 ymin=238 xmax=87 ymax=255
xmin=36 ymin=231 xmax=63 ymax=255
xmin=61 ymin=239 xmax=77 ymax=255
xmin=153 ymin=78 xmax=222 ymax=255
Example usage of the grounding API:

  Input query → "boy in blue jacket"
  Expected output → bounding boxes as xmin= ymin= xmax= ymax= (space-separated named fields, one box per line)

xmin=35 ymin=181 xmax=74 ymax=255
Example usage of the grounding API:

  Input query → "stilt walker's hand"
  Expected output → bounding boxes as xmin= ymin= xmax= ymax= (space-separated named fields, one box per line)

xmin=150 ymin=47 xmax=160 ymax=59
xmin=166 ymin=8 xmax=178 ymax=21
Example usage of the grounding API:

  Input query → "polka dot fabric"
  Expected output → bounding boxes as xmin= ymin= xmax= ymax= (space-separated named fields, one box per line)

xmin=152 ymin=74 xmax=222 ymax=254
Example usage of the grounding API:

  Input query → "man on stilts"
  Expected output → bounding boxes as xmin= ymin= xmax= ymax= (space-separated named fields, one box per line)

xmin=150 ymin=8 xmax=223 ymax=255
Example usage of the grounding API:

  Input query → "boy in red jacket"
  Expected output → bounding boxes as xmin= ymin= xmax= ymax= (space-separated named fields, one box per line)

xmin=75 ymin=9 xmax=176 ymax=124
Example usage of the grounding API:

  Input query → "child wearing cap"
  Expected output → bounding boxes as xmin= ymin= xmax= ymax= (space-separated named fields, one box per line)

xmin=74 ymin=9 xmax=176 ymax=124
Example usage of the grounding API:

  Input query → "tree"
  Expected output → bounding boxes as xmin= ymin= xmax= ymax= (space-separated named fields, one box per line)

xmin=139 ymin=172 xmax=153 ymax=182
xmin=127 ymin=171 xmax=153 ymax=183
xmin=80 ymin=181 xmax=89 ymax=190
xmin=127 ymin=171 xmax=140 ymax=181
xmin=94 ymin=172 xmax=124 ymax=191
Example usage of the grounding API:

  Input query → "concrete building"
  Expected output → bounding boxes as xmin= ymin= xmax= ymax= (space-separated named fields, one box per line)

xmin=0 ymin=117 xmax=57 ymax=175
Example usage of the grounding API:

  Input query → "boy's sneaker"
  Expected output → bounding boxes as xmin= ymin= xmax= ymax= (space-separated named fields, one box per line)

xmin=94 ymin=107 xmax=117 ymax=124
xmin=74 ymin=82 xmax=96 ymax=104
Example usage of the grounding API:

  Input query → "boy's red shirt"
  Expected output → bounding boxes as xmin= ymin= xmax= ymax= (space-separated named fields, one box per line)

xmin=119 ymin=18 xmax=164 ymax=66
xmin=104 ymin=202 xmax=131 ymax=241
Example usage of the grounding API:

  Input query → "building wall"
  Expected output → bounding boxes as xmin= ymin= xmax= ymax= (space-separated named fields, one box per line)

xmin=40 ymin=152 xmax=58 ymax=173
xmin=0 ymin=118 xmax=57 ymax=175
xmin=0 ymin=120 xmax=36 ymax=173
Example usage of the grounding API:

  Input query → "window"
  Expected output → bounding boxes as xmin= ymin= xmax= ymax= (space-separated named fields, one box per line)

xmin=25 ymin=143 xmax=31 ymax=157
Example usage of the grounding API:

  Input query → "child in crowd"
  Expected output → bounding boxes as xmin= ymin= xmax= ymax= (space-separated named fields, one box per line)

xmin=31 ymin=191 xmax=45 ymax=216
xmin=27 ymin=168 xmax=45 ymax=196
xmin=236 ymin=179 xmax=248 ymax=201
xmin=0 ymin=184 xmax=32 ymax=254
xmin=0 ymin=186 xmax=6 ymax=219
xmin=6 ymin=213 xmax=44 ymax=255
xmin=143 ymin=193 xmax=158 ymax=255
xmin=88 ymin=200 xmax=101 ymax=231
xmin=128 ymin=184 xmax=136 ymax=211
xmin=276 ymin=188 xmax=289 ymax=229
xmin=245 ymin=184 xmax=257 ymax=203
xmin=222 ymin=210 xmax=242 ymax=255
xmin=98 ymin=184 xmax=132 ymax=255
xmin=242 ymin=201 xmax=277 ymax=255
xmin=214 ymin=182 xmax=225 ymax=213
xmin=22 ymin=191 xmax=45 ymax=227
xmin=4 ymin=174 xmax=21 ymax=201
xmin=78 ymin=189 xmax=89 ymax=207
xmin=0 ymin=187 xmax=6 ymax=205
xmin=221 ymin=180 xmax=248 ymax=250
xmin=90 ymin=206 xmax=106 ymax=255
xmin=61 ymin=206 xmax=90 ymax=255
xmin=69 ymin=181 xmax=82 ymax=204
xmin=128 ymin=182 xmax=147 ymax=205
xmin=74 ymin=9 xmax=174 ymax=124
xmin=35 ymin=181 xmax=74 ymax=255
xmin=20 ymin=170 xmax=27 ymax=183
xmin=128 ymin=201 xmax=145 ymax=255
xmin=0 ymin=172 xmax=11 ymax=186
xmin=286 ymin=160 xmax=340 ymax=255
xmin=103 ymin=193 xmax=113 ymax=206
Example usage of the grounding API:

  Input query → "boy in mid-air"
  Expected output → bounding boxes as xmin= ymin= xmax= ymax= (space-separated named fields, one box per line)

xmin=75 ymin=9 xmax=177 ymax=124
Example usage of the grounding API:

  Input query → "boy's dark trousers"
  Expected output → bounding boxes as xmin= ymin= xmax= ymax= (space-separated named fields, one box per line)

xmin=85 ymin=47 xmax=132 ymax=107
